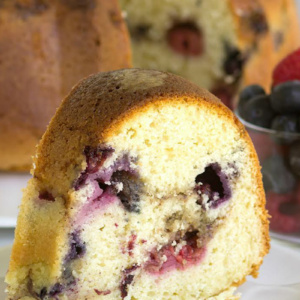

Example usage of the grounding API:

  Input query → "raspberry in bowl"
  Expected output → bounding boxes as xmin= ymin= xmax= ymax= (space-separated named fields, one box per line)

xmin=236 ymin=48 xmax=300 ymax=242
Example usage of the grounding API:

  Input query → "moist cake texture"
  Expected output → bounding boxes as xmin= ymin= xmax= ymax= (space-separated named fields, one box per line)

xmin=5 ymin=69 xmax=269 ymax=299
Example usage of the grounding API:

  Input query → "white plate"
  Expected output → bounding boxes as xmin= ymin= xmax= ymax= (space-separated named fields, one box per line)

xmin=237 ymin=240 xmax=300 ymax=300
xmin=0 ymin=173 xmax=31 ymax=228
xmin=0 ymin=240 xmax=299 ymax=299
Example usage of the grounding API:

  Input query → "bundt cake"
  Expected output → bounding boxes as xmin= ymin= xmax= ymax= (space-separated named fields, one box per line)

xmin=5 ymin=69 xmax=269 ymax=299
xmin=120 ymin=0 xmax=300 ymax=107
xmin=0 ymin=0 xmax=131 ymax=171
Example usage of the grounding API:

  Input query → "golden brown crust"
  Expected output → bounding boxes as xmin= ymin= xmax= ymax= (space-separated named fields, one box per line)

xmin=231 ymin=113 xmax=270 ymax=276
xmin=34 ymin=69 xmax=221 ymax=196
xmin=0 ymin=0 xmax=131 ymax=171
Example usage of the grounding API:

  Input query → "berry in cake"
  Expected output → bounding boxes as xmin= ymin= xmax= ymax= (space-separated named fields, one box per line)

xmin=5 ymin=69 xmax=269 ymax=299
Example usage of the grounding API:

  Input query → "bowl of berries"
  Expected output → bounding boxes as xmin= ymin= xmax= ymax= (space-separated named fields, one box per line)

xmin=236 ymin=48 xmax=300 ymax=243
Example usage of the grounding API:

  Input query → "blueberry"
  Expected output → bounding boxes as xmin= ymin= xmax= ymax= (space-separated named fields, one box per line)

xmin=73 ymin=146 xmax=114 ymax=190
xmin=49 ymin=283 xmax=64 ymax=297
xmin=183 ymin=230 xmax=199 ymax=248
xmin=39 ymin=287 xmax=47 ymax=299
xmin=84 ymin=146 xmax=114 ymax=174
xmin=112 ymin=171 xmax=142 ymax=213
xmin=223 ymin=47 xmax=245 ymax=79
xmin=238 ymin=84 xmax=265 ymax=115
xmin=247 ymin=10 xmax=268 ymax=35
xmin=120 ymin=274 xmax=134 ymax=299
xmin=65 ymin=231 xmax=86 ymax=262
xmin=271 ymin=115 xmax=299 ymax=144
xmin=62 ymin=266 xmax=76 ymax=286
xmin=132 ymin=24 xmax=151 ymax=40
xmin=38 ymin=283 xmax=64 ymax=299
xmin=289 ymin=141 xmax=300 ymax=177
xmin=271 ymin=114 xmax=299 ymax=133
xmin=240 ymin=94 xmax=275 ymax=128
xmin=262 ymin=155 xmax=297 ymax=193
xmin=195 ymin=163 xmax=231 ymax=209
xmin=270 ymin=81 xmax=300 ymax=113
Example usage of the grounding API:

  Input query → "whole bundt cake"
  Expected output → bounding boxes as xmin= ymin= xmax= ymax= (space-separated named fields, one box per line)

xmin=0 ymin=0 xmax=131 ymax=171
xmin=120 ymin=0 xmax=300 ymax=107
xmin=5 ymin=69 xmax=269 ymax=299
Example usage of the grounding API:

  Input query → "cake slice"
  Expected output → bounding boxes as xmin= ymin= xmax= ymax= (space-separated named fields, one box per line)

xmin=5 ymin=69 xmax=269 ymax=299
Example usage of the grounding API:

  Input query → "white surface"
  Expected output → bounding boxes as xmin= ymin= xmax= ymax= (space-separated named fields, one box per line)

xmin=237 ymin=240 xmax=300 ymax=300
xmin=0 ymin=173 xmax=31 ymax=227
xmin=0 ymin=240 xmax=299 ymax=299
xmin=0 ymin=229 xmax=14 ymax=248
xmin=271 ymin=231 xmax=300 ymax=245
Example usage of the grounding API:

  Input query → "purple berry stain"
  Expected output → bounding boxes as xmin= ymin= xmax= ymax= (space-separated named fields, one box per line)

xmin=74 ymin=145 xmax=143 ymax=217
xmin=94 ymin=289 xmax=111 ymax=295
xmin=195 ymin=163 xmax=232 ymax=209
xmin=127 ymin=234 xmax=137 ymax=256
xmin=38 ymin=283 xmax=64 ymax=299
xmin=33 ymin=233 xmax=83 ymax=298
xmin=49 ymin=283 xmax=64 ymax=297
xmin=74 ymin=146 xmax=114 ymax=190
xmin=65 ymin=231 xmax=86 ymax=262
xmin=39 ymin=287 xmax=47 ymax=299
xmin=38 ymin=191 xmax=55 ymax=202
xmin=111 ymin=171 xmax=142 ymax=213
xmin=120 ymin=265 xmax=139 ymax=299
xmin=145 ymin=230 xmax=206 ymax=274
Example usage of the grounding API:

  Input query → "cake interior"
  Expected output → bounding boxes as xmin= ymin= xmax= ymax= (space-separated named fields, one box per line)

xmin=7 ymin=100 xmax=265 ymax=300
xmin=120 ymin=0 xmax=239 ymax=92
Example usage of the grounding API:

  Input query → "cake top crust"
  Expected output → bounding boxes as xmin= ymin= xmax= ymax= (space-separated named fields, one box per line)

xmin=34 ymin=69 xmax=247 ymax=197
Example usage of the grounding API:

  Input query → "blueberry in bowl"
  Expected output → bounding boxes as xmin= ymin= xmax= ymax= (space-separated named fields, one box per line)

xmin=270 ymin=81 xmax=300 ymax=113
xmin=261 ymin=155 xmax=297 ymax=194
xmin=237 ymin=84 xmax=266 ymax=116
xmin=235 ymin=49 xmax=300 ymax=237
xmin=239 ymin=94 xmax=275 ymax=128
xmin=236 ymin=104 xmax=300 ymax=235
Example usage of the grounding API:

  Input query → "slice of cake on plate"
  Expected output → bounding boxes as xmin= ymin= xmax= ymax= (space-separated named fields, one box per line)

xmin=5 ymin=69 xmax=269 ymax=299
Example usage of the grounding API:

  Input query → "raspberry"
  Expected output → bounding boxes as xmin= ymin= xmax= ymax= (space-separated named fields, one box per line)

xmin=167 ymin=22 xmax=204 ymax=56
xmin=272 ymin=48 xmax=300 ymax=86
xmin=266 ymin=192 xmax=300 ymax=233
xmin=144 ymin=230 xmax=205 ymax=274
